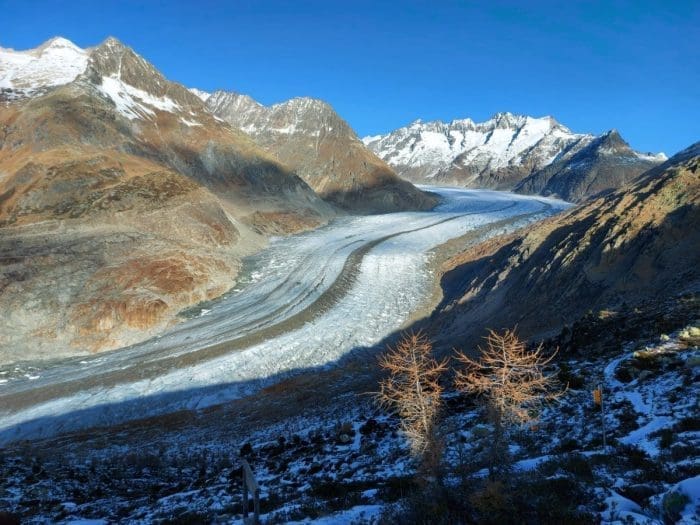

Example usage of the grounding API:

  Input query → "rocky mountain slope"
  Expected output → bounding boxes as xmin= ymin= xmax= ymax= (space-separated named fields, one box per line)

xmin=363 ymin=113 xmax=665 ymax=201
xmin=206 ymin=91 xmax=437 ymax=212
xmin=514 ymin=129 xmax=668 ymax=201
xmin=429 ymin=142 xmax=699 ymax=348
xmin=0 ymin=37 xmax=334 ymax=361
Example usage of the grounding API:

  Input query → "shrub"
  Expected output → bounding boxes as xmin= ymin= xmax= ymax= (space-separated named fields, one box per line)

xmin=521 ymin=476 xmax=595 ymax=524
xmin=377 ymin=476 xmax=419 ymax=502
xmin=557 ymin=437 xmax=580 ymax=453
xmin=614 ymin=366 xmax=635 ymax=383
xmin=615 ymin=401 xmax=641 ymax=434
xmin=558 ymin=361 xmax=585 ymax=389
xmin=537 ymin=453 xmax=593 ymax=481
xmin=658 ymin=428 xmax=674 ymax=449
xmin=469 ymin=480 xmax=514 ymax=524
xmin=380 ymin=482 xmax=470 ymax=525
xmin=662 ymin=491 xmax=690 ymax=523
xmin=618 ymin=444 xmax=652 ymax=468
xmin=676 ymin=416 xmax=700 ymax=432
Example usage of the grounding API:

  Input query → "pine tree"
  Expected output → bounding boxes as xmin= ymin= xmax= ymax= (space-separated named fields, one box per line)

xmin=454 ymin=329 xmax=562 ymax=478
xmin=375 ymin=332 xmax=449 ymax=459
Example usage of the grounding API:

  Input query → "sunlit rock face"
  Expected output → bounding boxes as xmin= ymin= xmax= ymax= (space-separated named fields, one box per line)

xmin=207 ymin=91 xmax=438 ymax=213
xmin=0 ymin=37 xmax=335 ymax=362
xmin=435 ymin=142 xmax=700 ymax=346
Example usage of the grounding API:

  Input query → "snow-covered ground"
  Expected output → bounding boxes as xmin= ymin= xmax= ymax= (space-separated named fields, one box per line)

xmin=0 ymin=187 xmax=569 ymax=444
xmin=2 ymin=321 xmax=696 ymax=523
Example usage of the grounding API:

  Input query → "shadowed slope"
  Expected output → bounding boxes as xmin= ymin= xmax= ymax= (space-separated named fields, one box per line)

xmin=207 ymin=92 xmax=438 ymax=213
xmin=429 ymin=142 xmax=700 ymax=346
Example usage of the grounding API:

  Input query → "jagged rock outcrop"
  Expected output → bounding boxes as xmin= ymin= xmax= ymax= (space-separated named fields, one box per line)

xmin=206 ymin=91 xmax=438 ymax=212
xmin=0 ymin=37 xmax=334 ymax=361
xmin=514 ymin=130 xmax=664 ymax=201
xmin=363 ymin=113 xmax=665 ymax=201
xmin=429 ymin=142 xmax=699 ymax=347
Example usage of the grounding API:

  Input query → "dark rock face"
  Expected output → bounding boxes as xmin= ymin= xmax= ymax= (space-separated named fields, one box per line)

xmin=515 ymin=130 xmax=664 ymax=202
xmin=207 ymin=91 xmax=438 ymax=213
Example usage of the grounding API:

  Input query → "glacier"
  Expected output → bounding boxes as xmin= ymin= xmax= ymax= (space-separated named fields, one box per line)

xmin=0 ymin=187 xmax=569 ymax=443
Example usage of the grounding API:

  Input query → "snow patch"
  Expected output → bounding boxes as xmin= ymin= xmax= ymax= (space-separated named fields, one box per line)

xmin=97 ymin=75 xmax=181 ymax=120
xmin=188 ymin=87 xmax=210 ymax=102
xmin=0 ymin=37 xmax=88 ymax=94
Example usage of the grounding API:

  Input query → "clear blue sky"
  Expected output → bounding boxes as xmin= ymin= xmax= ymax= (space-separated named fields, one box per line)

xmin=1 ymin=0 xmax=698 ymax=154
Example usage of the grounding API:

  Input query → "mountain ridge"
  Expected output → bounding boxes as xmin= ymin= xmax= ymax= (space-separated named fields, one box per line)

xmin=427 ymin=141 xmax=699 ymax=348
xmin=207 ymin=90 xmax=437 ymax=212
xmin=364 ymin=114 xmax=666 ymax=201
xmin=0 ymin=36 xmax=334 ymax=360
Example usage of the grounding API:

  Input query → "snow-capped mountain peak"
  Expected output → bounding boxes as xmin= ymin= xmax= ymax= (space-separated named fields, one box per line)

xmin=362 ymin=113 xmax=591 ymax=185
xmin=363 ymin=113 xmax=666 ymax=199
xmin=0 ymin=36 xmax=89 ymax=95
xmin=1 ymin=36 xmax=207 ymax=122
xmin=76 ymin=37 xmax=207 ymax=122
xmin=206 ymin=91 xmax=351 ymax=138
xmin=34 ymin=36 xmax=83 ymax=54
xmin=206 ymin=89 xmax=435 ymax=212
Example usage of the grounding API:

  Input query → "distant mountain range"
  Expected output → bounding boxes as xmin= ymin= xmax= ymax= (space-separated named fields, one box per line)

xmin=363 ymin=114 xmax=666 ymax=201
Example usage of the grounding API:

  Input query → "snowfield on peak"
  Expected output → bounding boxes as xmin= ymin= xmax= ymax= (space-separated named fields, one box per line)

xmin=97 ymin=74 xmax=182 ymax=120
xmin=363 ymin=113 xmax=667 ymax=201
xmin=0 ymin=36 xmax=88 ymax=95
xmin=188 ymin=87 xmax=211 ymax=102
xmin=206 ymin=91 xmax=339 ymax=138
xmin=1 ymin=37 xmax=196 ymax=121
xmin=362 ymin=113 xmax=594 ymax=181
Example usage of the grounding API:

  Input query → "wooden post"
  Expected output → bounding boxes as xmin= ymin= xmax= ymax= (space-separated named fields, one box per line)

xmin=593 ymin=384 xmax=607 ymax=452
xmin=600 ymin=383 xmax=607 ymax=452
xmin=241 ymin=459 xmax=260 ymax=525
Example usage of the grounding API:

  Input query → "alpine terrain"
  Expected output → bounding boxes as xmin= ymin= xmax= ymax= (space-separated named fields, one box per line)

xmin=205 ymin=90 xmax=437 ymax=212
xmin=0 ymin=29 xmax=697 ymax=525
xmin=430 ymin=141 xmax=700 ymax=349
xmin=0 ymin=37 xmax=335 ymax=359
xmin=364 ymin=113 xmax=666 ymax=201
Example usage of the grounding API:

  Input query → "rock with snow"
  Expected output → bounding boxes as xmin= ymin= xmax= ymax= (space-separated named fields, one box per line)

xmin=0 ymin=36 xmax=89 ymax=99
xmin=364 ymin=113 xmax=666 ymax=201
xmin=515 ymin=129 xmax=668 ymax=201
xmin=188 ymin=87 xmax=210 ymax=102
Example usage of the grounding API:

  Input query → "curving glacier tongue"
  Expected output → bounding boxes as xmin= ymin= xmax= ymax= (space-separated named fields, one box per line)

xmin=0 ymin=188 xmax=570 ymax=442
